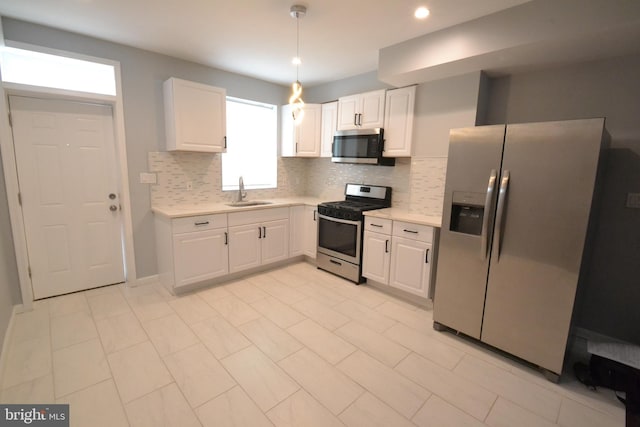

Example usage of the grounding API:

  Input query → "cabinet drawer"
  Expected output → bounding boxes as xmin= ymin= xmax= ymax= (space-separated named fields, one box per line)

xmin=392 ymin=221 xmax=433 ymax=243
xmin=365 ymin=217 xmax=392 ymax=234
xmin=172 ymin=214 xmax=227 ymax=233
xmin=228 ymin=207 xmax=288 ymax=227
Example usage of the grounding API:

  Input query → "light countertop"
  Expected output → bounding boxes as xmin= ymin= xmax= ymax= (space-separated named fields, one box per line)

xmin=152 ymin=197 xmax=324 ymax=218
xmin=364 ymin=208 xmax=442 ymax=228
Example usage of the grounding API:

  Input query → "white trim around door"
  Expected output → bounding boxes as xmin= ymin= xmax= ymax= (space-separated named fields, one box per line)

xmin=0 ymin=40 xmax=137 ymax=306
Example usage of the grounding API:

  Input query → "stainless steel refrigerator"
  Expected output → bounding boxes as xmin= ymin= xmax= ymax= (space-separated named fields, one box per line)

xmin=433 ymin=118 xmax=608 ymax=380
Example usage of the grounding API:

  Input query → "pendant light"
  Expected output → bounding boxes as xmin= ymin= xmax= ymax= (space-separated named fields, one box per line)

xmin=289 ymin=4 xmax=306 ymax=124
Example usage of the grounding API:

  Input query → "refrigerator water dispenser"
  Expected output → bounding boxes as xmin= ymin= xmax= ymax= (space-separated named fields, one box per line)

xmin=450 ymin=192 xmax=485 ymax=236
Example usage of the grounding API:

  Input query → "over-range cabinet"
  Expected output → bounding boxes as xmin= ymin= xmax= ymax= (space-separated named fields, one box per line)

xmin=433 ymin=118 xmax=608 ymax=381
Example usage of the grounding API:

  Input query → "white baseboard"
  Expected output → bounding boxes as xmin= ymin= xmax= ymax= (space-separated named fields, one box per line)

xmin=0 ymin=305 xmax=21 ymax=390
xmin=128 ymin=274 xmax=159 ymax=288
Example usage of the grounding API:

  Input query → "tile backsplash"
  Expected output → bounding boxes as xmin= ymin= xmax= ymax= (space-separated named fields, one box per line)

xmin=148 ymin=152 xmax=307 ymax=206
xmin=148 ymin=152 xmax=447 ymax=217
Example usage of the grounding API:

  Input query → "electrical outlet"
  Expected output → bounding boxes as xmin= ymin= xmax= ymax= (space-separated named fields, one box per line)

xmin=139 ymin=172 xmax=157 ymax=184
xmin=186 ymin=181 xmax=193 ymax=191
xmin=626 ymin=192 xmax=640 ymax=209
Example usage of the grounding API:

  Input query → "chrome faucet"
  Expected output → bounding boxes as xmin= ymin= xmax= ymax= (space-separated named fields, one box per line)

xmin=237 ymin=176 xmax=247 ymax=202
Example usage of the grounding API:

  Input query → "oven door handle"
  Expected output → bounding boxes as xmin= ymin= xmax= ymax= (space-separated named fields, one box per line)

xmin=317 ymin=213 xmax=361 ymax=226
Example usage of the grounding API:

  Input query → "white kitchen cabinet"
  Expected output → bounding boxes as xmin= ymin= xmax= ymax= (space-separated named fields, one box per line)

xmin=228 ymin=223 xmax=262 ymax=272
xmin=362 ymin=217 xmax=437 ymax=299
xmin=228 ymin=207 xmax=289 ymax=273
xmin=383 ymin=85 xmax=416 ymax=157
xmin=289 ymin=206 xmax=305 ymax=257
xmin=163 ymin=77 xmax=227 ymax=152
xmin=336 ymin=89 xmax=385 ymax=130
xmin=362 ymin=218 xmax=392 ymax=284
xmin=320 ymin=101 xmax=338 ymax=157
xmin=289 ymin=205 xmax=317 ymax=258
xmin=389 ymin=221 xmax=434 ymax=298
xmin=303 ymin=205 xmax=318 ymax=258
xmin=281 ymin=103 xmax=322 ymax=157
xmin=155 ymin=213 xmax=229 ymax=291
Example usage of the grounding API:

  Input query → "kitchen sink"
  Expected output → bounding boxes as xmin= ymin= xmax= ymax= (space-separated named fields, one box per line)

xmin=226 ymin=200 xmax=273 ymax=207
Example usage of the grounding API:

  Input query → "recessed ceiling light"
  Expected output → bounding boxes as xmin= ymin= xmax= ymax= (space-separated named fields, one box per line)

xmin=292 ymin=57 xmax=301 ymax=65
xmin=415 ymin=6 xmax=430 ymax=19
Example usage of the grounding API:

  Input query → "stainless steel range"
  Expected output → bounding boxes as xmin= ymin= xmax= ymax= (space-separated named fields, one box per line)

xmin=317 ymin=184 xmax=392 ymax=283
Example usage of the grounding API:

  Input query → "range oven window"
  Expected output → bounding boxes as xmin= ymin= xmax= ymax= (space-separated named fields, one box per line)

xmin=318 ymin=216 xmax=358 ymax=258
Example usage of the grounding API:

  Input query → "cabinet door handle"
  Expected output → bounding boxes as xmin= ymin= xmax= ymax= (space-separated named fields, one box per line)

xmin=258 ymin=227 xmax=262 ymax=239
xmin=425 ymin=248 xmax=430 ymax=264
xmin=353 ymin=113 xmax=358 ymax=126
xmin=371 ymin=223 xmax=383 ymax=228
xmin=194 ymin=221 xmax=209 ymax=226
xmin=358 ymin=113 xmax=362 ymax=126
xmin=295 ymin=142 xmax=298 ymax=153
xmin=403 ymin=229 xmax=418 ymax=234
xmin=263 ymin=226 xmax=266 ymax=238
xmin=385 ymin=239 xmax=389 ymax=253
xmin=313 ymin=210 xmax=317 ymax=221
xmin=224 ymin=231 xmax=228 ymax=245
xmin=224 ymin=136 xmax=227 ymax=149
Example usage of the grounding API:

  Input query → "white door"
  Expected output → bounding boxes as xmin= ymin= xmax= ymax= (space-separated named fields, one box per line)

xmin=10 ymin=96 xmax=125 ymax=299
xmin=362 ymin=231 xmax=390 ymax=284
xmin=261 ymin=219 xmax=289 ymax=265
xmin=173 ymin=229 xmax=229 ymax=289
xmin=228 ymin=224 xmax=261 ymax=273
xmin=389 ymin=237 xmax=431 ymax=298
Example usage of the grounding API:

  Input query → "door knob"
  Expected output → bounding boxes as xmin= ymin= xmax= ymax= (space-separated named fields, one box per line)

xmin=109 ymin=205 xmax=118 ymax=212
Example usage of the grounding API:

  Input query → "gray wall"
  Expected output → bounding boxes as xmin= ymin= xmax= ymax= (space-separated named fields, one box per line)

xmin=1 ymin=17 xmax=289 ymax=279
xmin=0 ymin=149 xmax=21 ymax=347
xmin=485 ymin=54 xmax=640 ymax=343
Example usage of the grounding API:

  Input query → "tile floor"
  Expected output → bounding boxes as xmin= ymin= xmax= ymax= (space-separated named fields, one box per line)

xmin=0 ymin=262 xmax=626 ymax=427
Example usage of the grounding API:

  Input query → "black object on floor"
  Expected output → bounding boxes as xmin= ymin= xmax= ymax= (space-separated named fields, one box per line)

xmin=574 ymin=355 xmax=640 ymax=427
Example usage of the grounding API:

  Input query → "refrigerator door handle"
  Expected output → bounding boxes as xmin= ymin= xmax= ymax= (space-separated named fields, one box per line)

xmin=481 ymin=169 xmax=498 ymax=260
xmin=493 ymin=170 xmax=510 ymax=261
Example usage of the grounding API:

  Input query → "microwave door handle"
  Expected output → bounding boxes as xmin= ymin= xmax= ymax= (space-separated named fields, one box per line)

xmin=493 ymin=170 xmax=510 ymax=262
xmin=480 ymin=169 xmax=497 ymax=260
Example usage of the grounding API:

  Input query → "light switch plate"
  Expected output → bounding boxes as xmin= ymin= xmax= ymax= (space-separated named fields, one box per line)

xmin=626 ymin=193 xmax=640 ymax=209
xmin=139 ymin=172 xmax=157 ymax=184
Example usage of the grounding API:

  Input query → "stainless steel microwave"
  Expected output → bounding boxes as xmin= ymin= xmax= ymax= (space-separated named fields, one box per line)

xmin=331 ymin=128 xmax=395 ymax=166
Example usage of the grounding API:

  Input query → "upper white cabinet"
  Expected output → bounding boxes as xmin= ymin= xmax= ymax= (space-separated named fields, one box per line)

xmin=281 ymin=103 xmax=322 ymax=157
xmin=383 ymin=85 xmax=416 ymax=157
xmin=163 ymin=77 xmax=227 ymax=152
xmin=337 ymin=89 xmax=385 ymax=130
xmin=320 ymin=101 xmax=338 ymax=158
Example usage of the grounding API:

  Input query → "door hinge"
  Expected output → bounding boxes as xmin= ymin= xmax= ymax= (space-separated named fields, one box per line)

xmin=18 ymin=192 xmax=22 ymax=206
xmin=28 ymin=266 xmax=32 ymax=278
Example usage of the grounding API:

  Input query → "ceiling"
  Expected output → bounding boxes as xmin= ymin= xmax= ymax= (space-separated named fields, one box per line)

xmin=0 ymin=0 xmax=531 ymax=87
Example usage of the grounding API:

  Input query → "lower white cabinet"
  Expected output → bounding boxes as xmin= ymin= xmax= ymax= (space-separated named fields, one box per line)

xmin=289 ymin=205 xmax=317 ymax=258
xmin=228 ymin=208 xmax=289 ymax=274
xmin=389 ymin=236 xmax=432 ymax=298
xmin=362 ymin=218 xmax=392 ymax=284
xmin=155 ymin=213 xmax=229 ymax=291
xmin=362 ymin=217 xmax=437 ymax=299
xmin=303 ymin=205 xmax=318 ymax=258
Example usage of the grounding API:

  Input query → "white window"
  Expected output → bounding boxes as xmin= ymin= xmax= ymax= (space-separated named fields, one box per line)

xmin=222 ymin=97 xmax=277 ymax=190
xmin=0 ymin=46 xmax=116 ymax=96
